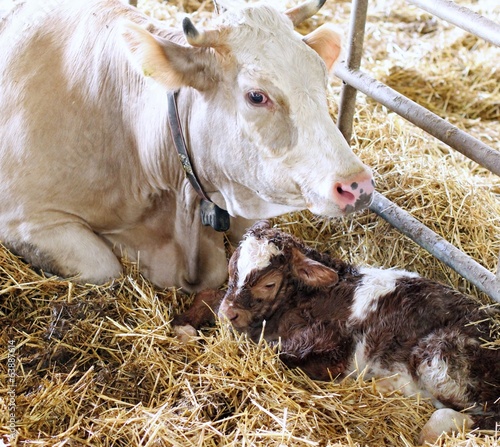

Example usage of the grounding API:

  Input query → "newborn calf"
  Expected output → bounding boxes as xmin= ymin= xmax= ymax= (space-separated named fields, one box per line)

xmin=218 ymin=221 xmax=499 ymax=444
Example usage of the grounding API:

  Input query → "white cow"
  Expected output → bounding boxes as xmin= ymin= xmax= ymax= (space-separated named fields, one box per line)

xmin=0 ymin=0 xmax=15 ymax=17
xmin=0 ymin=0 xmax=374 ymax=291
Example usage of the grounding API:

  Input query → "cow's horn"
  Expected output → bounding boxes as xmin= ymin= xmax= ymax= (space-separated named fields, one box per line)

xmin=182 ymin=17 xmax=221 ymax=47
xmin=212 ymin=0 xmax=220 ymax=14
xmin=212 ymin=0 xmax=228 ymax=15
xmin=285 ymin=0 xmax=327 ymax=27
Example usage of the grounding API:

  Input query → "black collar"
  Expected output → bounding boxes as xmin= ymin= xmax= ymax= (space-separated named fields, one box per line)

xmin=167 ymin=91 xmax=230 ymax=232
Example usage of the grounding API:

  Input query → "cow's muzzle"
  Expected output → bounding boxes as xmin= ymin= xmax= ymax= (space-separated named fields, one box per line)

xmin=333 ymin=174 xmax=375 ymax=214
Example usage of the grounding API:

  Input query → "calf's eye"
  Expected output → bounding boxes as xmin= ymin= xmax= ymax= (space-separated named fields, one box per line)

xmin=264 ymin=282 xmax=275 ymax=289
xmin=247 ymin=90 xmax=269 ymax=106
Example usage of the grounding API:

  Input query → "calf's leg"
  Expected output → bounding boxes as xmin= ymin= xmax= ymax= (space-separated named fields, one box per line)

xmin=171 ymin=289 xmax=224 ymax=342
xmin=419 ymin=409 xmax=473 ymax=445
xmin=413 ymin=330 xmax=483 ymax=444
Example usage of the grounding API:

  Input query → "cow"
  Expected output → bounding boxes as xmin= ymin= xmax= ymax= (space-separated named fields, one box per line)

xmin=0 ymin=0 xmax=14 ymax=17
xmin=0 ymin=0 xmax=374 ymax=291
xmin=206 ymin=221 xmax=499 ymax=444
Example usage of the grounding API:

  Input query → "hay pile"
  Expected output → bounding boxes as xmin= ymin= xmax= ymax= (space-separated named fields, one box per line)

xmin=1 ymin=0 xmax=499 ymax=446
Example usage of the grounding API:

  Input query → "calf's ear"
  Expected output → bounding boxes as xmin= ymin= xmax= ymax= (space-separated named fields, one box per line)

xmin=303 ymin=24 xmax=342 ymax=72
xmin=291 ymin=248 xmax=339 ymax=287
xmin=122 ymin=22 xmax=221 ymax=91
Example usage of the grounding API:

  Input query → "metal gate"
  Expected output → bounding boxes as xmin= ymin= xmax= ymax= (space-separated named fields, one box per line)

xmin=335 ymin=0 xmax=500 ymax=302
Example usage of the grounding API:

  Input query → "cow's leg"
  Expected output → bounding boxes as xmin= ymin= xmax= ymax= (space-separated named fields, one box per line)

xmin=8 ymin=223 xmax=122 ymax=284
xmin=106 ymin=191 xmax=228 ymax=291
xmin=109 ymin=225 xmax=228 ymax=292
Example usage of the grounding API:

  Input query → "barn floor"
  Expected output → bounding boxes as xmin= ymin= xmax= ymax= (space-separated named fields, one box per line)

xmin=1 ymin=0 xmax=499 ymax=446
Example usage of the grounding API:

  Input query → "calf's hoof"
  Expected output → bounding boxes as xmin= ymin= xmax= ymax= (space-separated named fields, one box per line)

xmin=418 ymin=408 xmax=473 ymax=445
xmin=172 ymin=324 xmax=197 ymax=343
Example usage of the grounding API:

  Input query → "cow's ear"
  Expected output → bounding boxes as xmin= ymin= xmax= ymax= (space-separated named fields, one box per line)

xmin=291 ymin=248 xmax=339 ymax=287
xmin=303 ymin=24 xmax=342 ymax=72
xmin=122 ymin=22 xmax=221 ymax=91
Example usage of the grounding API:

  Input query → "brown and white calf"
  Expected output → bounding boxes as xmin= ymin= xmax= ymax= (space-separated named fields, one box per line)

xmin=208 ymin=221 xmax=499 ymax=444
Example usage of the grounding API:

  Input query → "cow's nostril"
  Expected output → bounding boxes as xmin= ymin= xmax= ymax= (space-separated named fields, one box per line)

xmin=336 ymin=185 xmax=356 ymax=203
xmin=332 ymin=175 xmax=374 ymax=213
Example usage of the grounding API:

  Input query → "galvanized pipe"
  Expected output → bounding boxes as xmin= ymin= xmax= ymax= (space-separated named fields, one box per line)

xmin=335 ymin=0 xmax=500 ymax=302
xmin=497 ymin=252 xmax=500 ymax=280
xmin=336 ymin=0 xmax=369 ymax=144
xmin=334 ymin=64 xmax=500 ymax=177
xmin=407 ymin=0 xmax=500 ymax=47
xmin=369 ymin=192 xmax=500 ymax=302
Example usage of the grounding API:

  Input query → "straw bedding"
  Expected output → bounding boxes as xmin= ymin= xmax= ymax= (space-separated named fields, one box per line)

xmin=1 ymin=0 xmax=499 ymax=445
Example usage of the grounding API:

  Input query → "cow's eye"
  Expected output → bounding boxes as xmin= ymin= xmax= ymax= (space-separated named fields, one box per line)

xmin=247 ymin=90 xmax=268 ymax=106
xmin=264 ymin=282 xmax=275 ymax=289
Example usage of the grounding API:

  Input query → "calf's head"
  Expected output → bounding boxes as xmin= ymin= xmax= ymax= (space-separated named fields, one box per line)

xmin=219 ymin=221 xmax=339 ymax=335
xmin=124 ymin=1 xmax=374 ymax=220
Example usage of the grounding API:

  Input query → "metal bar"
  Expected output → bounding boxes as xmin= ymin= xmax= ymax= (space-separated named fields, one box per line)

xmin=497 ymin=252 xmax=500 ymax=281
xmin=369 ymin=192 xmax=500 ymax=302
xmin=336 ymin=0 xmax=369 ymax=144
xmin=407 ymin=0 xmax=500 ymax=47
xmin=335 ymin=0 xmax=500 ymax=302
xmin=334 ymin=64 xmax=500 ymax=177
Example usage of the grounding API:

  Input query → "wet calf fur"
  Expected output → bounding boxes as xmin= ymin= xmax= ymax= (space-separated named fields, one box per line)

xmin=215 ymin=221 xmax=499 ymax=443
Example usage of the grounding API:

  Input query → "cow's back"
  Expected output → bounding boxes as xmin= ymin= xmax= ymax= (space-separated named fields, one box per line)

xmin=0 ymin=0 xmax=155 ymax=232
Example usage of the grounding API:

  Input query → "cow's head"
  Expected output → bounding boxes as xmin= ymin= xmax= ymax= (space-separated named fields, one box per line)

xmin=124 ymin=0 xmax=374 ymax=219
